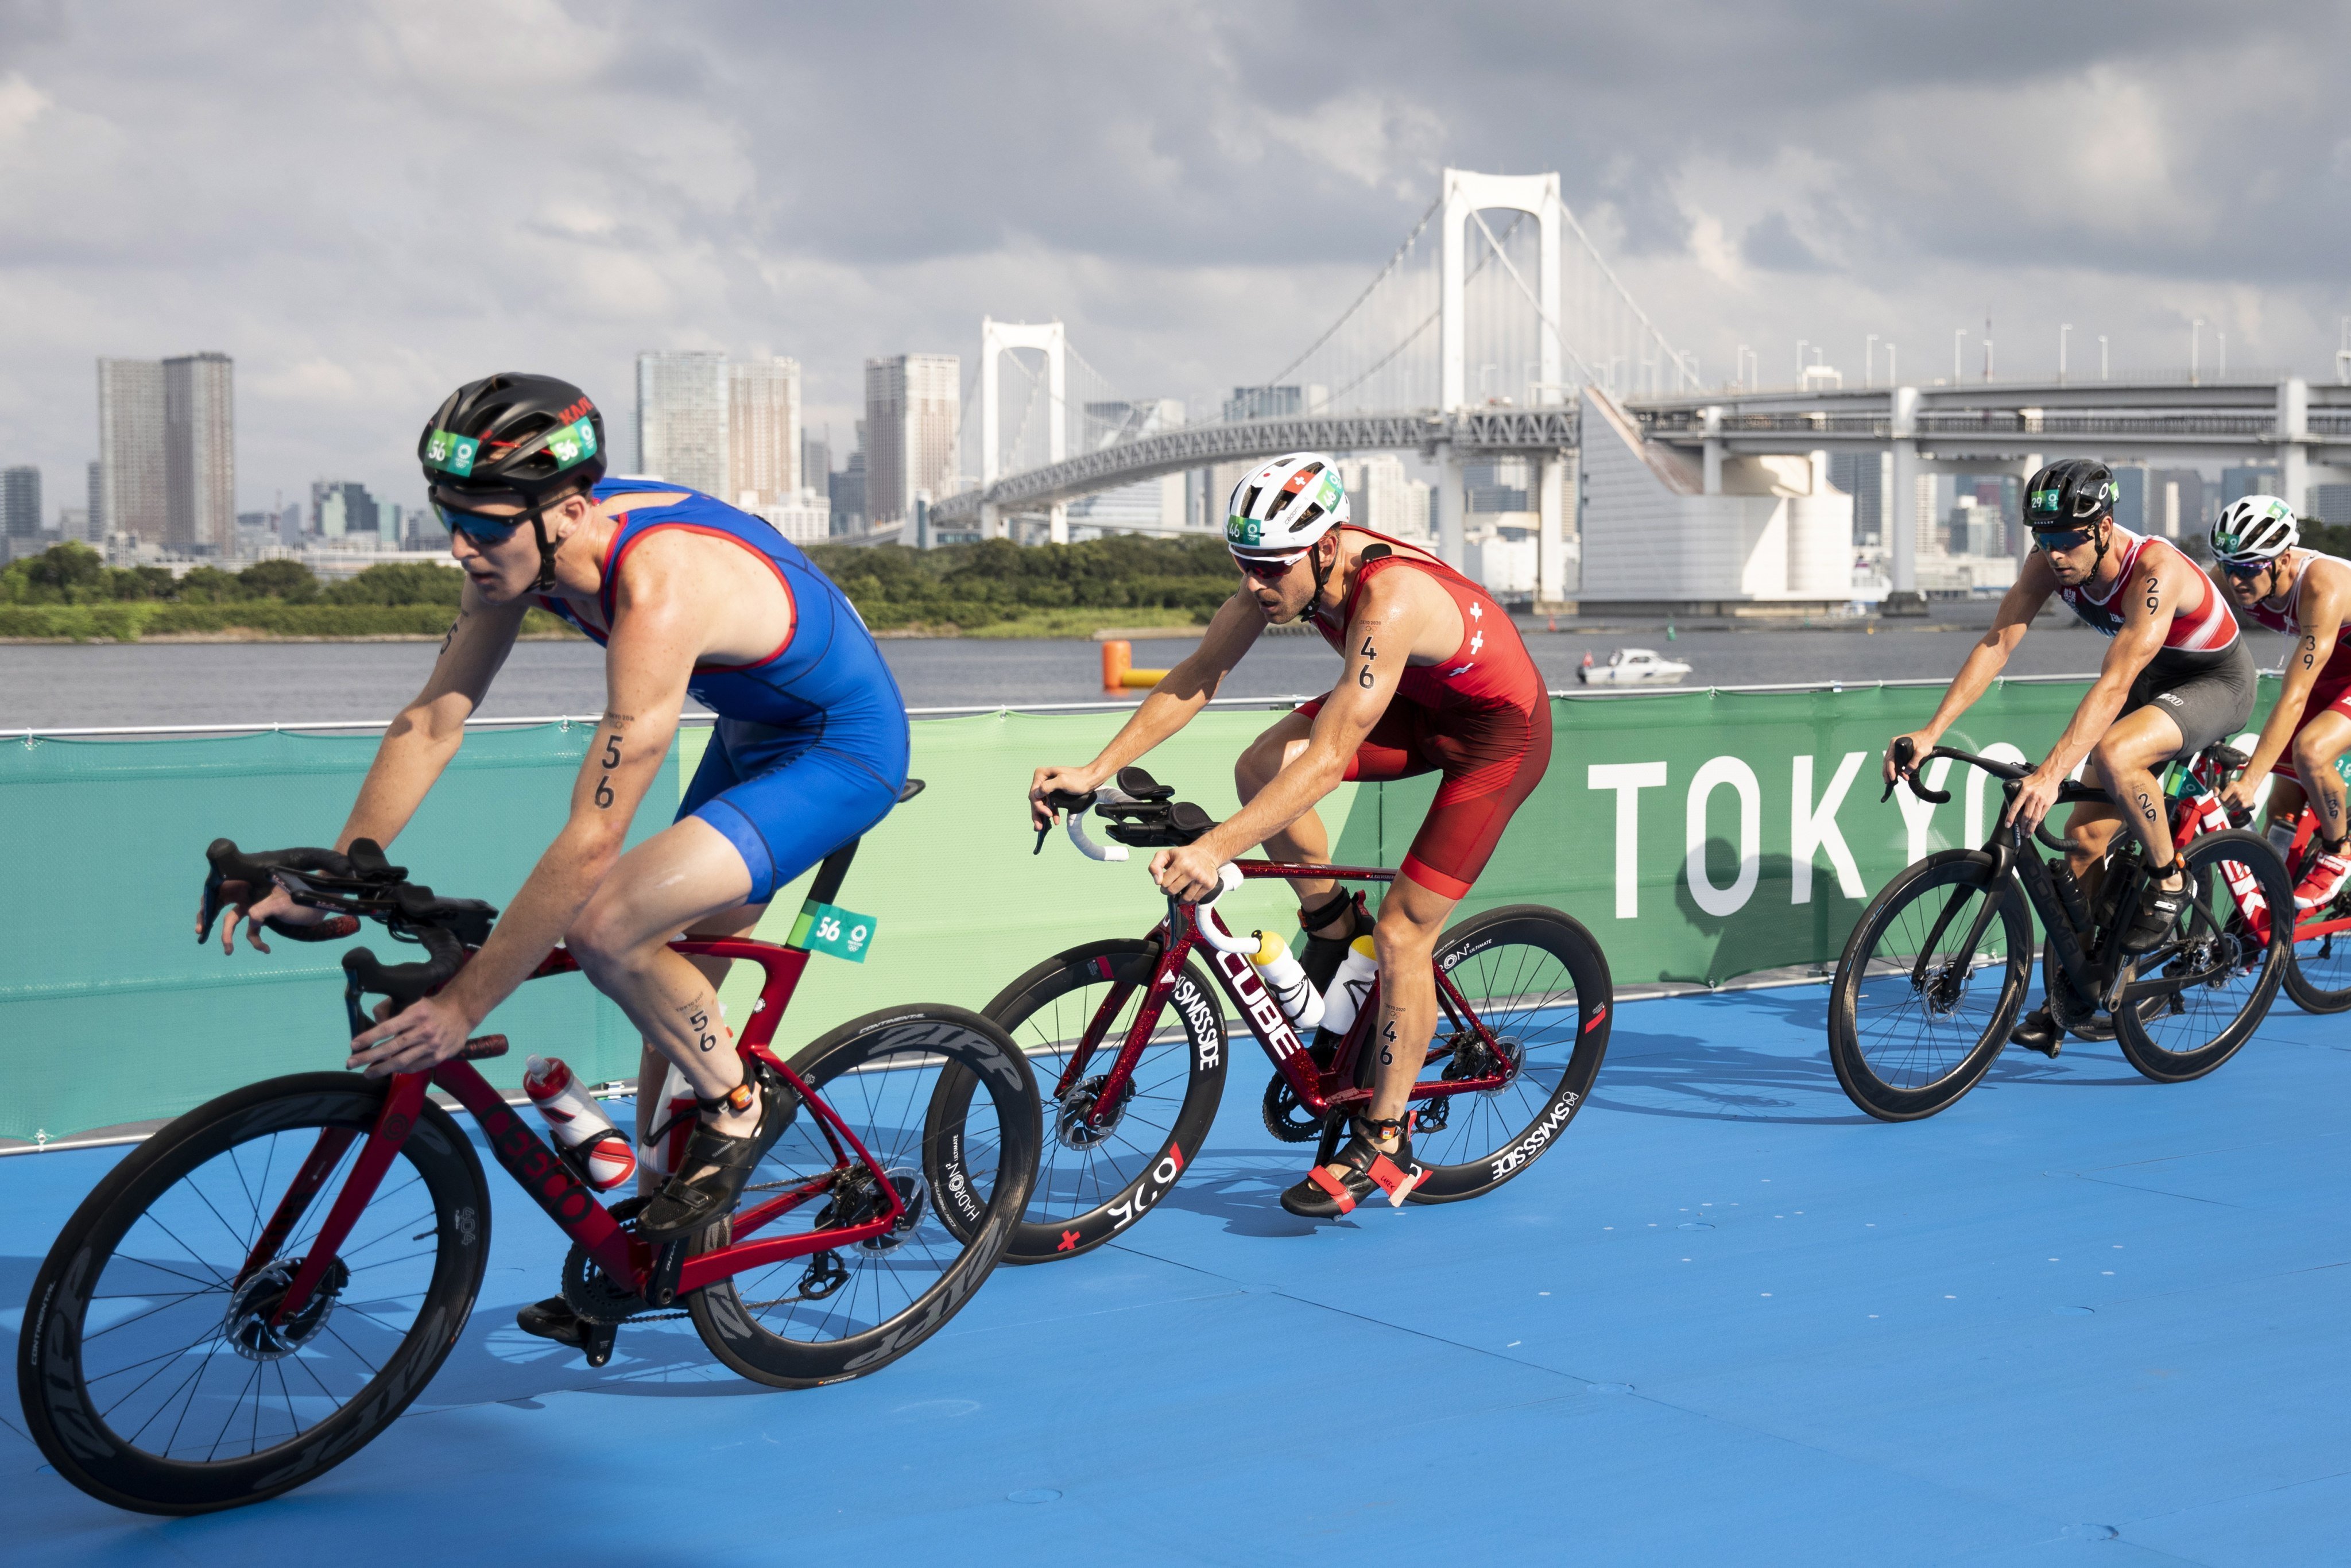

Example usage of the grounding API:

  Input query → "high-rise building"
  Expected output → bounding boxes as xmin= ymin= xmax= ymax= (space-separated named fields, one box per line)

xmin=86 ymin=459 xmax=102 ymax=539
xmin=727 ymin=358 xmax=801 ymax=507
xmin=801 ymin=431 xmax=831 ymax=493
xmin=2310 ymin=484 xmax=2351 ymax=526
xmin=2152 ymin=468 xmax=2205 ymax=539
xmin=2 ymin=466 xmax=40 ymax=539
xmin=863 ymin=354 xmax=959 ymax=528
xmin=1464 ymin=456 xmax=1531 ymax=516
xmin=98 ymin=358 xmax=168 ymax=541
xmin=2112 ymin=464 xmax=2150 ymax=534
xmin=2221 ymin=465 xmax=2280 ymax=508
xmin=1827 ymin=452 xmax=1883 ymax=544
xmin=1341 ymin=454 xmax=1434 ymax=541
xmin=636 ymin=351 xmax=728 ymax=495
xmin=56 ymin=506 xmax=89 ymax=541
xmin=163 ymin=353 xmax=235 ymax=551
xmin=831 ymin=447 xmax=866 ymax=535
xmin=313 ymin=480 xmax=379 ymax=540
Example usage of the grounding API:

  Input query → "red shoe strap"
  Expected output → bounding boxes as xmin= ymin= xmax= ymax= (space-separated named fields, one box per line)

xmin=1307 ymin=1165 xmax=1357 ymax=1213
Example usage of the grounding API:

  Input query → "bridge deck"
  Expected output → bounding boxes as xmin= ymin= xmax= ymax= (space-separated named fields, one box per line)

xmin=7 ymin=983 xmax=2344 ymax=1564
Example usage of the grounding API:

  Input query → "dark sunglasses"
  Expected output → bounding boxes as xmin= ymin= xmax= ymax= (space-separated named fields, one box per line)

xmin=432 ymin=495 xmax=539 ymax=546
xmin=2031 ymin=526 xmax=2097 ymax=553
xmin=1235 ymin=554 xmax=1299 ymax=582
xmin=2218 ymin=558 xmax=2274 ymax=580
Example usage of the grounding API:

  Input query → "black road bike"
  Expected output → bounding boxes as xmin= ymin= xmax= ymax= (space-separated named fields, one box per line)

xmin=1827 ymin=738 xmax=2292 ymax=1120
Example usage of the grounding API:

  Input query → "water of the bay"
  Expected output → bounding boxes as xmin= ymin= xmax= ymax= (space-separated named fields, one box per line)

xmin=0 ymin=613 xmax=2277 ymax=730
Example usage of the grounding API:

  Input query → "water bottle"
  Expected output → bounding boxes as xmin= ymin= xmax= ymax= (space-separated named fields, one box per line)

xmin=1316 ymin=936 xmax=1381 ymax=1039
xmin=639 ymin=1062 xmax=699 ymax=1180
xmin=522 ymin=1055 xmax=637 ymax=1192
xmin=1247 ymin=931 xmax=1326 ymax=1032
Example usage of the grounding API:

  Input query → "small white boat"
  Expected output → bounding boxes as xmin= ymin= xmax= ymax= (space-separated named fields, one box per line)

xmin=1577 ymin=647 xmax=1692 ymax=687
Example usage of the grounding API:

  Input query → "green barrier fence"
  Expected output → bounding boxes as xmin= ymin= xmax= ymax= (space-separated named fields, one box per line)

xmin=1 ymin=676 xmax=2283 ymax=1143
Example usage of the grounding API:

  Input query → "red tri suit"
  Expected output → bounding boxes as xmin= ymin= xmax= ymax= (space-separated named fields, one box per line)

xmin=2239 ymin=550 xmax=2351 ymax=779
xmin=1294 ymin=526 xmax=1552 ymax=901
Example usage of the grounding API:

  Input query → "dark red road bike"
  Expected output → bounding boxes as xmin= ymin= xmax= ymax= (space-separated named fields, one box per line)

xmin=927 ymin=768 xmax=1612 ymax=1262
xmin=19 ymin=819 xmax=1037 ymax=1516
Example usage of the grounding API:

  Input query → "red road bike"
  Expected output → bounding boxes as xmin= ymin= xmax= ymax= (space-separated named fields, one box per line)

xmin=18 ymin=814 xmax=1038 ymax=1515
xmin=927 ymin=768 xmax=1612 ymax=1261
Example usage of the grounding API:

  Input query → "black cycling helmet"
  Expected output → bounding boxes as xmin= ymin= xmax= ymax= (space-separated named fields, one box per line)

xmin=419 ymin=374 xmax=607 ymax=589
xmin=2024 ymin=458 xmax=2117 ymax=529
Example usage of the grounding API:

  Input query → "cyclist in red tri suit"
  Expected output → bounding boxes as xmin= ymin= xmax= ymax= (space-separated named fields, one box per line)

xmin=1028 ymin=452 xmax=1551 ymax=1217
xmin=2209 ymin=496 xmax=2351 ymax=909
xmin=1886 ymin=458 xmax=2256 ymax=1057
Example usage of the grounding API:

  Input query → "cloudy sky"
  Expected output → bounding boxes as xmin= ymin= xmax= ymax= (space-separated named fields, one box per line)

xmin=2 ymin=0 xmax=2346 ymax=516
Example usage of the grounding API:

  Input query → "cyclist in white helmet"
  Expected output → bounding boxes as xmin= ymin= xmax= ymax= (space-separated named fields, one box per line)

xmin=1027 ymin=452 xmax=1552 ymax=1217
xmin=2211 ymin=495 xmax=2351 ymax=909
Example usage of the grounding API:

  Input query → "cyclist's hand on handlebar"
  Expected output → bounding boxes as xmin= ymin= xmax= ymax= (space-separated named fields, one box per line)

xmin=2004 ymin=764 xmax=2065 ymax=835
xmin=1149 ymin=842 xmax=1224 ymax=902
xmin=210 ymin=880 xmax=326 ymax=957
xmin=1029 ymin=764 xmax=1105 ymax=830
xmin=1883 ymin=730 xmax=1937 ymax=787
xmin=2218 ymin=776 xmax=2260 ymax=816
xmin=348 ymin=993 xmax=477 ymax=1078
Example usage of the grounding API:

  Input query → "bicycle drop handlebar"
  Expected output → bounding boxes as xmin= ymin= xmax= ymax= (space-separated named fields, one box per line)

xmin=1883 ymin=737 xmax=2105 ymax=855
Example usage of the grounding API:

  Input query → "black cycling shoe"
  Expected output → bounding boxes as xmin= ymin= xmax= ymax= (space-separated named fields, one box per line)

xmin=1297 ymin=891 xmax=1370 ymax=996
xmin=2120 ymin=865 xmax=2189 ymax=955
xmin=516 ymin=1295 xmax=586 ymax=1348
xmin=1279 ymin=1116 xmax=1427 ymax=1218
xmin=2007 ymin=1006 xmax=2063 ymax=1059
xmin=636 ymin=1056 xmax=799 ymax=1243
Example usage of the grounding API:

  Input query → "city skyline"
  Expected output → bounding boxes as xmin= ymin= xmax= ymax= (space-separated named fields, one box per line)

xmin=0 ymin=5 xmax=2344 ymax=513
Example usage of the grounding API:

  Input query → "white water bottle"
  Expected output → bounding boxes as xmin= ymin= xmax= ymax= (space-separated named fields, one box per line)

xmin=523 ymin=1055 xmax=637 ymax=1192
xmin=1248 ymin=932 xmax=1326 ymax=1032
xmin=638 ymin=1062 xmax=699 ymax=1180
xmin=1316 ymin=936 xmax=1380 ymax=1039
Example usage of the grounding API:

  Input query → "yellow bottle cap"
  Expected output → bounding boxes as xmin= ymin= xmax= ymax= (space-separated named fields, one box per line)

xmin=1350 ymin=935 xmax=1377 ymax=959
xmin=1250 ymin=931 xmax=1288 ymax=966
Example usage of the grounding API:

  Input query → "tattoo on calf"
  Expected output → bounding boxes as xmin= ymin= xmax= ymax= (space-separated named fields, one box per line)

xmin=677 ymin=995 xmax=722 ymax=1054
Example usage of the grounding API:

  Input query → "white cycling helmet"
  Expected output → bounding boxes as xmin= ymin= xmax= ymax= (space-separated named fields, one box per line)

xmin=2210 ymin=494 xmax=2299 ymax=564
xmin=1225 ymin=452 xmax=1349 ymax=563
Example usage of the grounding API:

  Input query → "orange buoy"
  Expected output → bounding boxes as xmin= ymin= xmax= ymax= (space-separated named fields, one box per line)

xmin=1101 ymin=640 xmax=1131 ymax=693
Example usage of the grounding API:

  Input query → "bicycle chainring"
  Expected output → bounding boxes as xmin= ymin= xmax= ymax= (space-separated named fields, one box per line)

xmin=1260 ymin=1073 xmax=1323 ymax=1144
xmin=561 ymin=1195 xmax=726 ymax=1325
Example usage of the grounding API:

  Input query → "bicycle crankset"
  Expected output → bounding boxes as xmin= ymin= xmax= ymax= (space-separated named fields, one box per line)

xmin=561 ymin=1195 xmax=727 ymax=1325
xmin=225 ymin=1256 xmax=348 ymax=1360
xmin=1261 ymin=1073 xmax=1322 ymax=1143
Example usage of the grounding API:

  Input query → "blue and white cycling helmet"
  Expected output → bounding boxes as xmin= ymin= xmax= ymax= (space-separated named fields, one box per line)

xmin=1225 ymin=453 xmax=1349 ymax=564
xmin=2210 ymin=494 xmax=2299 ymax=566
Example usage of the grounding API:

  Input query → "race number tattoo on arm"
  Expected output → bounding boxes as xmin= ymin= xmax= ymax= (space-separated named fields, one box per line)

xmin=439 ymin=613 xmax=464 ymax=657
xmin=2303 ymin=634 xmax=2320 ymax=672
xmin=1358 ymin=635 xmax=1378 ymax=690
xmin=594 ymin=730 xmax=622 ymax=809
xmin=2144 ymin=575 xmax=2160 ymax=615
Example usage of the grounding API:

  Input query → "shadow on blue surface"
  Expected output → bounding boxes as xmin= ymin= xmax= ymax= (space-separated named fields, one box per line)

xmin=6 ymin=981 xmax=2346 ymax=1566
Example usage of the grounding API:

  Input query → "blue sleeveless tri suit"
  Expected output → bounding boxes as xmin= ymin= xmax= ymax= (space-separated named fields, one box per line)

xmin=535 ymin=479 xmax=910 ymax=904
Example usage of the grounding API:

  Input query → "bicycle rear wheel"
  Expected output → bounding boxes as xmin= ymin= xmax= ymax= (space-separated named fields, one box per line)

xmin=18 ymin=1073 xmax=489 ymax=1515
xmin=929 ymin=938 xmax=1226 ymax=1263
xmin=688 ymin=1006 xmax=1037 ymax=1387
xmin=1827 ymin=850 xmax=2029 ymax=1121
xmin=2282 ymin=842 xmax=2351 ymax=1012
xmin=1403 ymin=905 xmax=1612 ymax=1203
xmin=2113 ymin=829 xmax=2292 ymax=1080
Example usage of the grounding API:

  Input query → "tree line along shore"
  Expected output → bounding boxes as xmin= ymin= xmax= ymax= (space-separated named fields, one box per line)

xmin=0 ymin=535 xmax=1238 ymax=642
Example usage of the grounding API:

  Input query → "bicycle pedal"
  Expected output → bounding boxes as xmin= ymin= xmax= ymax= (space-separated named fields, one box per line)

xmin=642 ymin=1238 xmax=688 ymax=1308
xmin=580 ymin=1318 xmax=617 ymax=1369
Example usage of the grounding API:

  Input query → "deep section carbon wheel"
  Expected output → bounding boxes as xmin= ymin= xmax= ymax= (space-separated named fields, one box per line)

xmin=2111 ymin=829 xmax=2291 ymax=1081
xmin=18 ymin=1073 xmax=490 ymax=1515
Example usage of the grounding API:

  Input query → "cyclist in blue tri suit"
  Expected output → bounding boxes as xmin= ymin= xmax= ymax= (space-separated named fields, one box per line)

xmin=215 ymin=374 xmax=909 ymax=1346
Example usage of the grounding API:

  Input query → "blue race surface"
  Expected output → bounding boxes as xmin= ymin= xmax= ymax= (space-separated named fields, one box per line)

xmin=5 ymin=984 xmax=2346 ymax=1566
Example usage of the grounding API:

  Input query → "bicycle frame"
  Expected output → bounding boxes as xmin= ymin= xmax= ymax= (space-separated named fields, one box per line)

xmin=242 ymin=934 xmax=905 ymax=1328
xmin=1054 ymin=860 xmax=1528 ymax=1139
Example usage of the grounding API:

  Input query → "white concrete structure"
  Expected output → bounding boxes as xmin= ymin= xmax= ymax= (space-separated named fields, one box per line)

xmin=979 ymin=319 xmax=1067 ymax=543
xmin=756 ymin=492 xmax=831 ymax=545
xmin=636 ymin=351 xmax=729 ymax=497
xmin=1579 ymin=389 xmax=1851 ymax=614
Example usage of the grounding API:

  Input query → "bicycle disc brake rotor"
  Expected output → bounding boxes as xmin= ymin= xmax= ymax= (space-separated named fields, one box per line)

xmin=224 ymin=1256 xmax=349 ymax=1361
xmin=1054 ymin=1074 xmax=1136 ymax=1150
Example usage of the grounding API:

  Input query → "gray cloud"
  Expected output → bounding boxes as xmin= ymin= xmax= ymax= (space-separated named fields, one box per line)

xmin=0 ymin=0 xmax=2344 ymax=513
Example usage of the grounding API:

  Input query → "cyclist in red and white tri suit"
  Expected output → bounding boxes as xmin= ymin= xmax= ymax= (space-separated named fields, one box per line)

xmin=1885 ymin=459 xmax=2256 ymax=1056
xmin=1028 ymin=453 xmax=1551 ymax=1217
xmin=2209 ymin=495 xmax=2351 ymax=909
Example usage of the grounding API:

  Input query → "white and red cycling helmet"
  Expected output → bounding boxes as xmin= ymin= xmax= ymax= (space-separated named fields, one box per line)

xmin=1225 ymin=453 xmax=1349 ymax=564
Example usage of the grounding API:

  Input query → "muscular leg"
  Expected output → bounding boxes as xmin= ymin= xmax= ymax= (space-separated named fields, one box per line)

xmin=1235 ymin=710 xmax=1338 ymax=913
xmin=628 ymin=900 xmax=765 ymax=1196
xmin=2059 ymin=801 xmax=2124 ymax=908
xmin=567 ymin=817 xmax=766 ymax=1145
xmin=2089 ymin=706 xmax=2189 ymax=874
xmin=1306 ymin=871 xmax=1453 ymax=1183
xmin=2290 ymin=711 xmax=2351 ymax=845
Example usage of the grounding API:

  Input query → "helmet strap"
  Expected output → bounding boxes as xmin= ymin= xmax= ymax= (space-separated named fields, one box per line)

xmin=1308 ymin=535 xmax=1337 ymax=616
xmin=529 ymin=505 xmax=560 ymax=593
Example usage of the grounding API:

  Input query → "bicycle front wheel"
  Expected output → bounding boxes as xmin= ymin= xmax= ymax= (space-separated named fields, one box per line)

xmin=1827 ymin=850 xmax=2029 ymax=1121
xmin=688 ymin=1006 xmax=1038 ymax=1387
xmin=2282 ymin=854 xmax=2351 ymax=1013
xmin=930 ymin=938 xmax=1227 ymax=1264
xmin=17 ymin=1073 xmax=490 ymax=1515
xmin=2113 ymin=829 xmax=2292 ymax=1080
xmin=1403 ymin=905 xmax=1613 ymax=1203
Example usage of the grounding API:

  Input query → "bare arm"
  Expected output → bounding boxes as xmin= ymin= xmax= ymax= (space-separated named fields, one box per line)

xmin=339 ymin=584 xmax=529 ymax=850
xmin=1884 ymin=553 xmax=2055 ymax=780
xmin=428 ymin=578 xmax=692 ymax=1031
xmin=2240 ymin=563 xmax=2349 ymax=781
xmin=2032 ymin=552 xmax=2181 ymax=787
xmin=1029 ymin=589 xmax=1266 ymax=824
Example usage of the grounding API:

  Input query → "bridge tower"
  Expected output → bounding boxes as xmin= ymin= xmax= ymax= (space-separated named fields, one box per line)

xmin=980 ymin=318 xmax=1068 ymax=543
xmin=1438 ymin=169 xmax=1570 ymax=601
